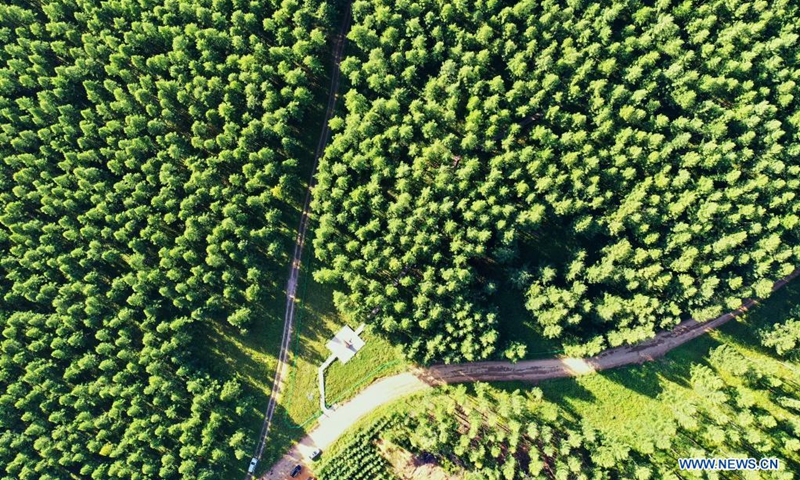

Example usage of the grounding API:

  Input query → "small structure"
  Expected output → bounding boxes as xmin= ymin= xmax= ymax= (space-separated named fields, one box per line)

xmin=318 ymin=324 xmax=366 ymax=414
xmin=325 ymin=325 xmax=365 ymax=364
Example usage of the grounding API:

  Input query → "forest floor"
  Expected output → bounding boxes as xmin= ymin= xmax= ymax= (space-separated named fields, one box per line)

xmin=377 ymin=440 xmax=462 ymax=480
xmin=260 ymin=270 xmax=799 ymax=479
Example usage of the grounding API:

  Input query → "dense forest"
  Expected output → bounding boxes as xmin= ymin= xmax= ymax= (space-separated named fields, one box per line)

xmin=317 ymin=318 xmax=800 ymax=479
xmin=3 ymin=0 xmax=800 ymax=477
xmin=312 ymin=0 xmax=800 ymax=363
xmin=0 ymin=0 xmax=333 ymax=478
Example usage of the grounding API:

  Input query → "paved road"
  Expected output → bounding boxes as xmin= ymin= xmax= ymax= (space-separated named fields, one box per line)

xmin=247 ymin=5 xmax=353 ymax=479
xmin=262 ymin=270 xmax=799 ymax=479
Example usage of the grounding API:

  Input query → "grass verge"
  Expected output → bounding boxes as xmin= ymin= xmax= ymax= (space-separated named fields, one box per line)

xmin=535 ymin=278 xmax=800 ymax=452
xmin=263 ymin=240 xmax=406 ymax=466
xmin=312 ymin=277 xmax=800 ymax=477
xmin=198 ymin=4 xmax=356 ymax=476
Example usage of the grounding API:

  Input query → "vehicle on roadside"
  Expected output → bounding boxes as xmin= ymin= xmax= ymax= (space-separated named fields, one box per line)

xmin=309 ymin=448 xmax=321 ymax=461
xmin=248 ymin=458 xmax=257 ymax=474
xmin=289 ymin=465 xmax=302 ymax=478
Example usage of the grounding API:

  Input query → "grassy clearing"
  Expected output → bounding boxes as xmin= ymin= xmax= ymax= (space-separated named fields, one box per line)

xmin=270 ymin=244 xmax=406 ymax=454
xmin=326 ymin=328 xmax=406 ymax=406
xmin=198 ymin=5 xmax=358 ymax=475
xmin=313 ymin=278 xmax=800 ymax=478
xmin=534 ymin=279 xmax=800 ymax=452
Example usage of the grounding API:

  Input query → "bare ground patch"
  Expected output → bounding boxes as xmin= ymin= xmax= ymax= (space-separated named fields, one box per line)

xmin=376 ymin=440 xmax=463 ymax=480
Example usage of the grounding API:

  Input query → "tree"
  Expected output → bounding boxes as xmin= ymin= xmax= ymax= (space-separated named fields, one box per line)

xmin=760 ymin=307 xmax=800 ymax=359
xmin=0 ymin=0 xmax=334 ymax=477
xmin=312 ymin=0 xmax=800 ymax=364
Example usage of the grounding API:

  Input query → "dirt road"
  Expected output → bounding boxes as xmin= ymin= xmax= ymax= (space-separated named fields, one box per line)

xmin=262 ymin=269 xmax=798 ymax=479
xmin=246 ymin=6 xmax=353 ymax=478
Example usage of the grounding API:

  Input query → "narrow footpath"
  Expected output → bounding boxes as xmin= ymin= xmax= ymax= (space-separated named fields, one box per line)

xmin=262 ymin=269 xmax=799 ymax=479
xmin=246 ymin=6 xmax=352 ymax=478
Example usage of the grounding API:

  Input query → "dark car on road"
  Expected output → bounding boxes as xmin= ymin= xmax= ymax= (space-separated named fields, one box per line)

xmin=289 ymin=465 xmax=302 ymax=478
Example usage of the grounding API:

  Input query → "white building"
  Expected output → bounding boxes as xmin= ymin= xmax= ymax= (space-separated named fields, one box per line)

xmin=325 ymin=325 xmax=365 ymax=364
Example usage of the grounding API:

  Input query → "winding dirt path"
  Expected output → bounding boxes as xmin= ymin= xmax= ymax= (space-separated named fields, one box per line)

xmin=262 ymin=269 xmax=798 ymax=479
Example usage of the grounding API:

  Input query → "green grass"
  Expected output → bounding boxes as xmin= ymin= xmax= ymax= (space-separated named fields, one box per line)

xmin=532 ymin=278 xmax=800 ymax=452
xmin=266 ymin=244 xmax=406 ymax=461
xmin=313 ymin=278 xmax=800 ymax=478
xmin=326 ymin=332 xmax=406 ymax=406
xmin=194 ymin=5 xmax=364 ymax=476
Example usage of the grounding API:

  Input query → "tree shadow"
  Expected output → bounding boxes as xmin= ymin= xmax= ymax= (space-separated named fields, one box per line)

xmin=601 ymin=366 xmax=665 ymax=399
xmin=718 ymin=281 xmax=800 ymax=354
xmin=255 ymin=402 xmax=307 ymax=477
xmin=295 ymin=272 xmax=341 ymax=364
xmin=535 ymin=377 xmax=598 ymax=419
xmin=492 ymin=282 xmax=563 ymax=359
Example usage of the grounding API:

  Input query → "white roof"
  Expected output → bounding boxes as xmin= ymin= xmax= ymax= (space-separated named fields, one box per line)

xmin=325 ymin=325 xmax=365 ymax=364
